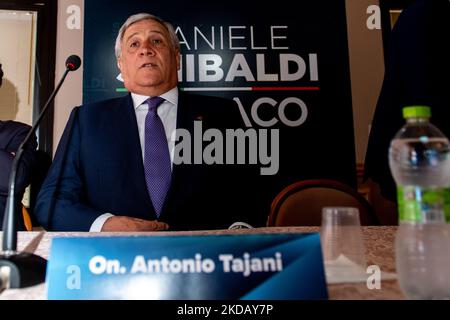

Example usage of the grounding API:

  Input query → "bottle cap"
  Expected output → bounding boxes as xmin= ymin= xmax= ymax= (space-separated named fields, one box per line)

xmin=402 ymin=106 xmax=431 ymax=119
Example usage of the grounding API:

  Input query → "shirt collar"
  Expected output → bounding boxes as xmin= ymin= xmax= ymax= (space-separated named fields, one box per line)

xmin=131 ymin=87 xmax=178 ymax=110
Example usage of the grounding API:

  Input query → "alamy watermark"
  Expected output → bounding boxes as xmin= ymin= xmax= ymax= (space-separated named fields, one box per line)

xmin=366 ymin=264 xmax=381 ymax=290
xmin=173 ymin=120 xmax=279 ymax=175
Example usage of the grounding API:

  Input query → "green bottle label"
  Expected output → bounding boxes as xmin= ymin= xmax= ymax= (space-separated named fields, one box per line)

xmin=397 ymin=186 xmax=449 ymax=223
xmin=445 ymin=188 xmax=450 ymax=222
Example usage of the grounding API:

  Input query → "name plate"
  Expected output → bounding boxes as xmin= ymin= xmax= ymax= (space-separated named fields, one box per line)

xmin=46 ymin=233 xmax=328 ymax=299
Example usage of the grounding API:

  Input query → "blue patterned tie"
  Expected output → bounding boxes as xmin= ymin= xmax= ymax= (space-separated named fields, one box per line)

xmin=144 ymin=96 xmax=171 ymax=217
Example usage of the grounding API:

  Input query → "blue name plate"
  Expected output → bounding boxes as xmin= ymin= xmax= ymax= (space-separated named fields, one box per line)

xmin=46 ymin=233 xmax=328 ymax=300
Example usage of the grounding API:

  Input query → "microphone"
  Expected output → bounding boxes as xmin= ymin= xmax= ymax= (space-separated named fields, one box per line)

xmin=0 ymin=55 xmax=81 ymax=288
xmin=65 ymin=55 xmax=81 ymax=71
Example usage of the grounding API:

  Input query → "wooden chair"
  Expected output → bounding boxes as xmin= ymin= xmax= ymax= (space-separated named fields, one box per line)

xmin=22 ymin=206 xmax=33 ymax=231
xmin=267 ymin=179 xmax=379 ymax=226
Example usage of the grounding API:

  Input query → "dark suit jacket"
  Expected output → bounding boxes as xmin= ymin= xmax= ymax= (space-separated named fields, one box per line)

xmin=0 ymin=120 xmax=37 ymax=230
xmin=364 ymin=0 xmax=450 ymax=201
xmin=35 ymin=91 xmax=265 ymax=231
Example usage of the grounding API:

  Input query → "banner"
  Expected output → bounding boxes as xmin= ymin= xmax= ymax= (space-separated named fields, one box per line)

xmin=83 ymin=0 xmax=356 ymax=207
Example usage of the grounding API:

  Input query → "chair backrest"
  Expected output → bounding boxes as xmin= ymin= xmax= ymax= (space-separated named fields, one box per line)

xmin=268 ymin=179 xmax=379 ymax=226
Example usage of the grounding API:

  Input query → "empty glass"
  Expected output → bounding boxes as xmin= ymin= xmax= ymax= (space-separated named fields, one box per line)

xmin=320 ymin=207 xmax=367 ymax=281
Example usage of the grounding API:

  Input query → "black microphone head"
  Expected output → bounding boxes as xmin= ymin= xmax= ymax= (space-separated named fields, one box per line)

xmin=65 ymin=55 xmax=81 ymax=71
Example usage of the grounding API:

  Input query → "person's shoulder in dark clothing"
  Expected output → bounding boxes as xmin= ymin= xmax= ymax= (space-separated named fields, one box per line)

xmin=0 ymin=120 xmax=33 ymax=151
xmin=364 ymin=0 xmax=449 ymax=202
xmin=0 ymin=120 xmax=37 ymax=188
xmin=180 ymin=92 xmax=244 ymax=129
xmin=0 ymin=120 xmax=37 ymax=230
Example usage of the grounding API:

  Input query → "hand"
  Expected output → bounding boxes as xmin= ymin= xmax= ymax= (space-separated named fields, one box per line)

xmin=101 ymin=216 xmax=169 ymax=232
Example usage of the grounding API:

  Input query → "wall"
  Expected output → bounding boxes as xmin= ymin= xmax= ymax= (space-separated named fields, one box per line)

xmin=53 ymin=0 xmax=84 ymax=151
xmin=346 ymin=0 xmax=385 ymax=164
xmin=0 ymin=10 xmax=37 ymax=125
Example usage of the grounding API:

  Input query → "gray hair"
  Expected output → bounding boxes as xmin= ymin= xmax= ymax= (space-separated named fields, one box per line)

xmin=115 ymin=13 xmax=180 ymax=59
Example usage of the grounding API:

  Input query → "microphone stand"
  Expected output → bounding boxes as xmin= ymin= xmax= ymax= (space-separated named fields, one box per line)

xmin=0 ymin=66 xmax=73 ymax=288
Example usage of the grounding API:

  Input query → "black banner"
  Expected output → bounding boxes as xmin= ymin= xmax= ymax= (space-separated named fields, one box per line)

xmin=83 ymin=0 xmax=356 ymax=215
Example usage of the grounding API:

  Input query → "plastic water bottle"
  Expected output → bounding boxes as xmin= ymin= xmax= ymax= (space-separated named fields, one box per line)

xmin=389 ymin=106 xmax=450 ymax=299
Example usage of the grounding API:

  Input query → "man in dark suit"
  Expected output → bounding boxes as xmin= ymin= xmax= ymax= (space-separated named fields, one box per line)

xmin=35 ymin=13 xmax=263 ymax=231
xmin=364 ymin=0 xmax=450 ymax=224
xmin=0 ymin=63 xmax=3 ymax=87
xmin=0 ymin=63 xmax=37 ymax=230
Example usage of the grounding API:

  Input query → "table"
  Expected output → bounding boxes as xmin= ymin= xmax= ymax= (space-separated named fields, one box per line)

xmin=0 ymin=226 xmax=404 ymax=299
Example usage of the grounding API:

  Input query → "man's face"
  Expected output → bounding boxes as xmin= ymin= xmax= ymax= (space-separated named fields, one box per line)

xmin=118 ymin=19 xmax=180 ymax=96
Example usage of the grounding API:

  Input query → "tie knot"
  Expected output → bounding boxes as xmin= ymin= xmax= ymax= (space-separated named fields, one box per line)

xmin=146 ymin=96 xmax=165 ymax=110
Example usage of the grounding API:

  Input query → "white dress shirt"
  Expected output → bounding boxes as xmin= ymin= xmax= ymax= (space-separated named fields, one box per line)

xmin=89 ymin=87 xmax=178 ymax=232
